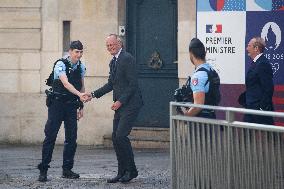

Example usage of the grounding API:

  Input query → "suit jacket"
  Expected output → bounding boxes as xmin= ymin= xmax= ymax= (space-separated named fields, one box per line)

xmin=93 ymin=49 xmax=143 ymax=110
xmin=245 ymin=54 xmax=274 ymax=110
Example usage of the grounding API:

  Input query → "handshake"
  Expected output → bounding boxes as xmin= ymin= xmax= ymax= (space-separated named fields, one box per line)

xmin=78 ymin=92 xmax=93 ymax=103
xmin=78 ymin=92 xmax=122 ymax=111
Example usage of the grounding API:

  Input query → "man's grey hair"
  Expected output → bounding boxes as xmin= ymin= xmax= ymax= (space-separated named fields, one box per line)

xmin=252 ymin=37 xmax=266 ymax=53
xmin=108 ymin=34 xmax=123 ymax=47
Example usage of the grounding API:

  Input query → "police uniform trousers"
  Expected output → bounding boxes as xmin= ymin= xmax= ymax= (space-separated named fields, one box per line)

xmin=39 ymin=99 xmax=78 ymax=171
xmin=112 ymin=107 xmax=140 ymax=174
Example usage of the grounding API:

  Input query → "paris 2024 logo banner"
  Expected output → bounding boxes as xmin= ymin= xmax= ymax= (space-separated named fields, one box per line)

xmin=247 ymin=1 xmax=284 ymax=125
xmin=246 ymin=11 xmax=284 ymax=85
xmin=246 ymin=1 xmax=284 ymax=85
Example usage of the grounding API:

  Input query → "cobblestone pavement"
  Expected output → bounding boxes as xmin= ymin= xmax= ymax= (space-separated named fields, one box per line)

xmin=0 ymin=145 xmax=170 ymax=189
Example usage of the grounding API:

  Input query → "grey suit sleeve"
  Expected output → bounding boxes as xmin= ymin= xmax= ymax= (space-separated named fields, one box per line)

xmin=118 ymin=56 xmax=139 ymax=104
xmin=91 ymin=67 xmax=113 ymax=98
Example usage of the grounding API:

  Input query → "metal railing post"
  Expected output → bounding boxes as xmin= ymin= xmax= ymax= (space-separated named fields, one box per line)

xmin=226 ymin=110 xmax=235 ymax=123
xmin=170 ymin=102 xmax=177 ymax=189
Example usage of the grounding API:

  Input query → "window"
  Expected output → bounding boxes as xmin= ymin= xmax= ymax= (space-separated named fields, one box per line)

xmin=63 ymin=21 xmax=71 ymax=57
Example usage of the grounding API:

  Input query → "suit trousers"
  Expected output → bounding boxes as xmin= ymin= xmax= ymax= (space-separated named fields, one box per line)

xmin=244 ymin=114 xmax=274 ymax=125
xmin=112 ymin=107 xmax=140 ymax=174
xmin=39 ymin=99 xmax=78 ymax=171
xmin=244 ymin=104 xmax=274 ymax=125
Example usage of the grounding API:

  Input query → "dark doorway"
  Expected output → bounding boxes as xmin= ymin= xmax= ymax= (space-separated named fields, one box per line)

xmin=126 ymin=0 xmax=178 ymax=128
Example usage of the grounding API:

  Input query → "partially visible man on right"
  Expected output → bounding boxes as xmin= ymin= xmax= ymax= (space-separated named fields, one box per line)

xmin=243 ymin=37 xmax=274 ymax=125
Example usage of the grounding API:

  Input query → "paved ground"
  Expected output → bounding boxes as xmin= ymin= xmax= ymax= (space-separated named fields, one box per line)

xmin=0 ymin=145 xmax=170 ymax=189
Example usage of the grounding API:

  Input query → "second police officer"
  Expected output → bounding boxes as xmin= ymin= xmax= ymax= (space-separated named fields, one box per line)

xmin=182 ymin=38 xmax=220 ymax=118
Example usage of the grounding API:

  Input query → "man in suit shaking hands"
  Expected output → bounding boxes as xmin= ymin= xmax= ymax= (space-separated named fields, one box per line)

xmin=87 ymin=34 xmax=143 ymax=183
xmin=243 ymin=37 xmax=274 ymax=125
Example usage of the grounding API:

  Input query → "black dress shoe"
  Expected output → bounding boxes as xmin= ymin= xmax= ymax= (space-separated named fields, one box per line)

xmin=107 ymin=174 xmax=124 ymax=183
xmin=119 ymin=170 xmax=138 ymax=183
xmin=38 ymin=169 xmax=47 ymax=182
xmin=62 ymin=169 xmax=80 ymax=179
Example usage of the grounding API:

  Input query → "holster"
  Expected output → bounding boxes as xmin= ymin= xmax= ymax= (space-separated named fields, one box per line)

xmin=72 ymin=100 xmax=84 ymax=110
xmin=78 ymin=101 xmax=84 ymax=110
xmin=45 ymin=89 xmax=84 ymax=109
xmin=45 ymin=89 xmax=54 ymax=107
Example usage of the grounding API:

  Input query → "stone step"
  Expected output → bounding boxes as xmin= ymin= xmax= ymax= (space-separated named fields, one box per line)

xmin=130 ymin=127 xmax=169 ymax=140
xmin=103 ymin=127 xmax=170 ymax=149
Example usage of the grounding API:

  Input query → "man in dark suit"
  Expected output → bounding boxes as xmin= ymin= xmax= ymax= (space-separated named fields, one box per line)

xmin=243 ymin=37 xmax=274 ymax=125
xmin=87 ymin=34 xmax=143 ymax=183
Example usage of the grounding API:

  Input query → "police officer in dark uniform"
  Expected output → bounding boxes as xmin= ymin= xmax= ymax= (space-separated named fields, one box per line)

xmin=37 ymin=40 xmax=87 ymax=182
xmin=182 ymin=38 xmax=219 ymax=118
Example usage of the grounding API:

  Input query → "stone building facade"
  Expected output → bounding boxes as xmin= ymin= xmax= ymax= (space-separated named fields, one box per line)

xmin=0 ymin=0 xmax=196 ymax=145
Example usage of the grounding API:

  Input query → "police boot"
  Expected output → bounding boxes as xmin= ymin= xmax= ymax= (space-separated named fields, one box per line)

xmin=62 ymin=169 xmax=80 ymax=179
xmin=37 ymin=164 xmax=48 ymax=182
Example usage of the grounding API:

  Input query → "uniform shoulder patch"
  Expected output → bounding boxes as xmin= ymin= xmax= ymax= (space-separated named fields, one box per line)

xmin=192 ymin=78 xmax=198 ymax=86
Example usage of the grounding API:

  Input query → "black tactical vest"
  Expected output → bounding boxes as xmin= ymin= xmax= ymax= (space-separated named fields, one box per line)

xmin=52 ymin=59 xmax=82 ymax=100
xmin=197 ymin=67 xmax=221 ymax=106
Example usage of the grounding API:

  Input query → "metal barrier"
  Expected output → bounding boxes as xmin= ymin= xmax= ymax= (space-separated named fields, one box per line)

xmin=170 ymin=102 xmax=284 ymax=189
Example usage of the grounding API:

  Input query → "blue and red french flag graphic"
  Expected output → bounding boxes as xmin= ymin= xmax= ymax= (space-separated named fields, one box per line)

xmin=209 ymin=0 xmax=225 ymax=11
xmin=206 ymin=24 xmax=222 ymax=33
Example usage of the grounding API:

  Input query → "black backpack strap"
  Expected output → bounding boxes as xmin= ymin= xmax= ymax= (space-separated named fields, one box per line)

xmin=52 ymin=59 xmax=64 ymax=72
xmin=196 ymin=67 xmax=211 ymax=86
xmin=54 ymin=58 xmax=69 ymax=70
xmin=77 ymin=60 xmax=82 ymax=73
xmin=185 ymin=76 xmax=191 ymax=87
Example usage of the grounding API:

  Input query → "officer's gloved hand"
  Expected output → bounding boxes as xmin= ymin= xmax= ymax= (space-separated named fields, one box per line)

xmin=176 ymin=107 xmax=184 ymax=115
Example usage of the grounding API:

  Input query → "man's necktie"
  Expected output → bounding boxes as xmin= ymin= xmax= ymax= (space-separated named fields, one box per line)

xmin=250 ymin=61 xmax=256 ymax=69
xmin=111 ymin=56 xmax=117 ymax=75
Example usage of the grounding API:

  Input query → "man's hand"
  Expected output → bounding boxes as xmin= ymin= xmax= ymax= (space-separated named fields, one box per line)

xmin=83 ymin=93 xmax=92 ymax=103
xmin=111 ymin=101 xmax=122 ymax=111
xmin=77 ymin=109 xmax=84 ymax=120
xmin=79 ymin=93 xmax=92 ymax=103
